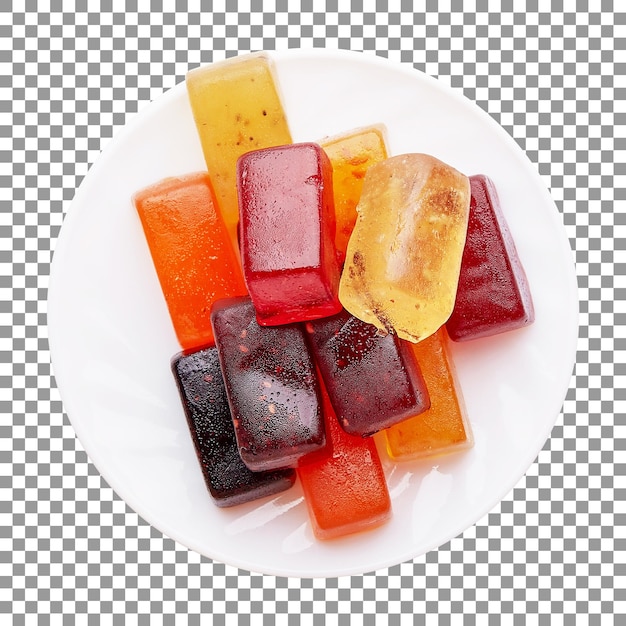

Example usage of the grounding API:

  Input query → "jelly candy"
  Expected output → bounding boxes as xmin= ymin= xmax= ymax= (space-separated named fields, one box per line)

xmin=446 ymin=175 xmax=535 ymax=341
xmin=339 ymin=153 xmax=471 ymax=343
xmin=172 ymin=346 xmax=295 ymax=507
xmin=134 ymin=173 xmax=247 ymax=350
xmin=320 ymin=125 xmax=388 ymax=265
xmin=297 ymin=377 xmax=391 ymax=540
xmin=210 ymin=296 xmax=326 ymax=471
xmin=305 ymin=309 xmax=430 ymax=437
xmin=186 ymin=53 xmax=292 ymax=250
xmin=383 ymin=328 xmax=473 ymax=460
xmin=237 ymin=143 xmax=342 ymax=325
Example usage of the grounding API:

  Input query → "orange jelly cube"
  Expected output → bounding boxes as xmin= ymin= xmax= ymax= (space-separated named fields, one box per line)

xmin=297 ymin=380 xmax=392 ymax=540
xmin=383 ymin=328 xmax=473 ymax=460
xmin=320 ymin=126 xmax=388 ymax=264
xmin=134 ymin=173 xmax=247 ymax=351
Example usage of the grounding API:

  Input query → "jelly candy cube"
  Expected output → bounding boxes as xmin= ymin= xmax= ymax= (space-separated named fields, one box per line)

xmin=186 ymin=52 xmax=292 ymax=251
xmin=305 ymin=309 xmax=430 ymax=437
xmin=383 ymin=328 xmax=473 ymax=460
xmin=297 ymin=377 xmax=391 ymax=540
xmin=237 ymin=142 xmax=342 ymax=326
xmin=211 ymin=297 xmax=326 ymax=471
xmin=446 ymin=175 xmax=535 ymax=341
xmin=172 ymin=346 xmax=295 ymax=507
xmin=339 ymin=153 xmax=471 ymax=343
xmin=134 ymin=173 xmax=247 ymax=351
xmin=320 ymin=125 xmax=388 ymax=265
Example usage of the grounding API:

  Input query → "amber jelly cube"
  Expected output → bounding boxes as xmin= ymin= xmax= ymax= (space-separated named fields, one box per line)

xmin=305 ymin=310 xmax=430 ymax=437
xmin=172 ymin=347 xmax=295 ymax=507
xmin=211 ymin=297 xmax=326 ymax=471
xmin=320 ymin=125 xmax=389 ymax=266
xmin=384 ymin=328 xmax=473 ymax=461
xmin=338 ymin=154 xmax=471 ymax=343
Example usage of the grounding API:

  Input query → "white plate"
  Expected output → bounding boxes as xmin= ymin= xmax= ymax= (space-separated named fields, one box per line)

xmin=48 ymin=49 xmax=578 ymax=578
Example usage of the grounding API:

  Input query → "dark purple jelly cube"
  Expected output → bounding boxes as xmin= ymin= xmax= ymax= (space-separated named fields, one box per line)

xmin=172 ymin=346 xmax=295 ymax=507
xmin=305 ymin=310 xmax=430 ymax=437
xmin=210 ymin=296 xmax=326 ymax=471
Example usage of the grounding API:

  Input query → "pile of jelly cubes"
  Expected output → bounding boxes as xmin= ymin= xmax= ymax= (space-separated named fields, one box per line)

xmin=133 ymin=53 xmax=534 ymax=541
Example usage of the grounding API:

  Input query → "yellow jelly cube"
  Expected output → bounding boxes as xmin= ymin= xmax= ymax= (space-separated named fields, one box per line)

xmin=339 ymin=153 xmax=471 ymax=343
xmin=186 ymin=53 xmax=293 ymax=251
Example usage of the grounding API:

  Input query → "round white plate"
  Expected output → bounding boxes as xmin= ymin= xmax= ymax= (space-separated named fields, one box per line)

xmin=48 ymin=49 xmax=578 ymax=578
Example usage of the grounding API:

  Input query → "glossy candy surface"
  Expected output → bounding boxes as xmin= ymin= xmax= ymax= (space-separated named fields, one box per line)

xmin=384 ymin=328 xmax=473 ymax=460
xmin=186 ymin=53 xmax=292 ymax=251
xmin=237 ymin=143 xmax=342 ymax=325
xmin=211 ymin=297 xmax=326 ymax=471
xmin=446 ymin=175 xmax=535 ymax=341
xmin=305 ymin=309 xmax=430 ymax=437
xmin=320 ymin=126 xmax=388 ymax=265
xmin=171 ymin=347 xmax=295 ymax=507
xmin=297 ymin=379 xmax=391 ymax=540
xmin=339 ymin=153 xmax=471 ymax=343
xmin=134 ymin=173 xmax=247 ymax=350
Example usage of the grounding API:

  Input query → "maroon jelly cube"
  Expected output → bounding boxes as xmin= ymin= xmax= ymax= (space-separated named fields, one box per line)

xmin=305 ymin=310 xmax=430 ymax=437
xmin=237 ymin=143 xmax=342 ymax=326
xmin=446 ymin=175 xmax=535 ymax=341
xmin=171 ymin=347 xmax=295 ymax=507
xmin=210 ymin=296 xmax=326 ymax=471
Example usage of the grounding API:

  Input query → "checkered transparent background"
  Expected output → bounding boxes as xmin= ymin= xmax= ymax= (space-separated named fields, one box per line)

xmin=3 ymin=1 xmax=624 ymax=622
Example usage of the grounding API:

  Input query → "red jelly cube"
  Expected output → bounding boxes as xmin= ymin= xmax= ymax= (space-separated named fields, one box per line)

xmin=446 ymin=175 xmax=535 ymax=341
xmin=172 ymin=347 xmax=295 ymax=507
xmin=210 ymin=296 xmax=327 ymax=471
xmin=237 ymin=143 xmax=342 ymax=326
xmin=297 ymin=378 xmax=391 ymax=540
xmin=305 ymin=310 xmax=430 ymax=437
